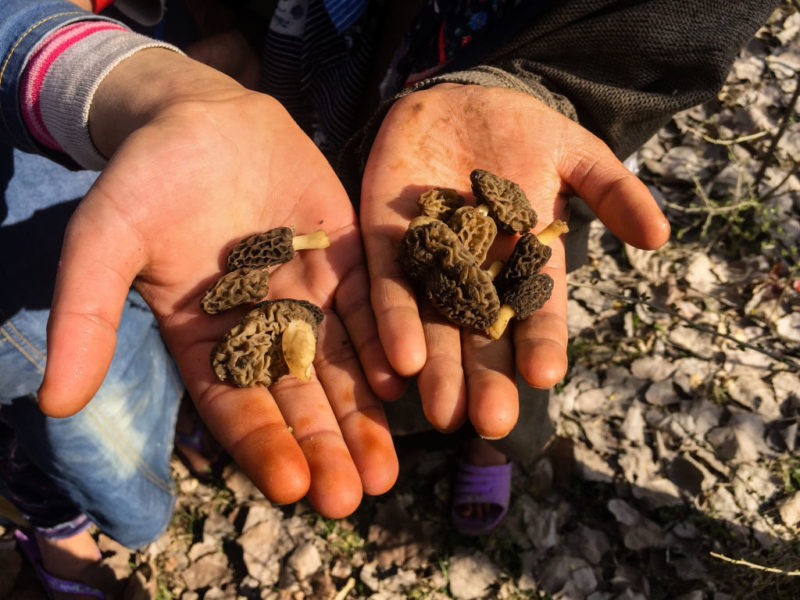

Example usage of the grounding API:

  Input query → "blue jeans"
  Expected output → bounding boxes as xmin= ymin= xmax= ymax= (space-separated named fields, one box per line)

xmin=0 ymin=146 xmax=183 ymax=549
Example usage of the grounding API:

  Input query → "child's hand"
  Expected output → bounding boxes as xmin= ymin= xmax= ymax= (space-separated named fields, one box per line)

xmin=38 ymin=49 xmax=402 ymax=518
xmin=360 ymin=84 xmax=670 ymax=438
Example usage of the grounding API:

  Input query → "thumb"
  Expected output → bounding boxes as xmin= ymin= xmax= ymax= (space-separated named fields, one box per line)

xmin=557 ymin=128 xmax=670 ymax=250
xmin=38 ymin=193 xmax=146 ymax=417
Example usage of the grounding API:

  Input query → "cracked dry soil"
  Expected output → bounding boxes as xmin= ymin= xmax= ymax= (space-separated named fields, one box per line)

xmin=3 ymin=4 xmax=800 ymax=600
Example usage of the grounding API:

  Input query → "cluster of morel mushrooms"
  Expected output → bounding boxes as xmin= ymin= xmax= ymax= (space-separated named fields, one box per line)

xmin=204 ymin=227 xmax=330 ymax=388
xmin=206 ymin=169 xmax=567 ymax=389
xmin=398 ymin=169 xmax=568 ymax=339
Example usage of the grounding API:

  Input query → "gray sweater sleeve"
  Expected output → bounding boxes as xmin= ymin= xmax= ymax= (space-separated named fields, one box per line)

xmin=338 ymin=0 xmax=780 ymax=192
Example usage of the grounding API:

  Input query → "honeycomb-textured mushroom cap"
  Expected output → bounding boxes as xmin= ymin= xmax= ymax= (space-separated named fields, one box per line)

xmin=470 ymin=169 xmax=537 ymax=233
xmin=418 ymin=188 xmax=465 ymax=221
xmin=225 ymin=228 xmax=330 ymax=271
xmin=201 ymin=267 xmax=270 ymax=314
xmin=398 ymin=219 xmax=500 ymax=330
xmin=501 ymin=272 xmax=554 ymax=320
xmin=227 ymin=227 xmax=295 ymax=270
xmin=447 ymin=205 xmax=497 ymax=265
xmin=495 ymin=232 xmax=552 ymax=292
xmin=211 ymin=298 xmax=323 ymax=387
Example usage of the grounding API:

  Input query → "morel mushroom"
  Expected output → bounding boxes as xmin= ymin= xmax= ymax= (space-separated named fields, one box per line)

xmin=201 ymin=267 xmax=270 ymax=314
xmin=486 ymin=220 xmax=569 ymax=339
xmin=447 ymin=205 xmax=498 ymax=265
xmin=226 ymin=227 xmax=330 ymax=271
xmin=470 ymin=169 xmax=537 ymax=233
xmin=211 ymin=298 xmax=324 ymax=387
xmin=418 ymin=187 xmax=465 ymax=221
xmin=398 ymin=217 xmax=500 ymax=331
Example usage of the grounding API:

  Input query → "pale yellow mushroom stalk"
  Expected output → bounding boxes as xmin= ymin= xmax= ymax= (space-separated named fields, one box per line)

xmin=282 ymin=319 xmax=317 ymax=382
xmin=293 ymin=229 xmax=330 ymax=251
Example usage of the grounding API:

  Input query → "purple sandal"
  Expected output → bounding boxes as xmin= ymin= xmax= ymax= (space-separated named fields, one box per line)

xmin=14 ymin=529 xmax=106 ymax=599
xmin=451 ymin=460 xmax=512 ymax=536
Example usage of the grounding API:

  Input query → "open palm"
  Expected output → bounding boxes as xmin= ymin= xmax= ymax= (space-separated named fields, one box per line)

xmin=39 ymin=87 xmax=401 ymax=517
xmin=361 ymin=84 xmax=670 ymax=438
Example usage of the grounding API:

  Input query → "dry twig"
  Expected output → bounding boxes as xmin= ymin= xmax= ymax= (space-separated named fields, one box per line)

xmin=710 ymin=551 xmax=800 ymax=576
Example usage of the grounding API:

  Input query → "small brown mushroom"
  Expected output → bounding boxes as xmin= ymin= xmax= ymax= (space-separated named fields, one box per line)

xmin=418 ymin=188 xmax=465 ymax=221
xmin=200 ymin=267 xmax=270 ymax=314
xmin=226 ymin=227 xmax=330 ymax=271
xmin=486 ymin=220 xmax=569 ymax=339
xmin=470 ymin=169 xmax=537 ymax=233
xmin=211 ymin=298 xmax=324 ymax=387
xmin=398 ymin=218 xmax=500 ymax=330
xmin=447 ymin=205 xmax=498 ymax=265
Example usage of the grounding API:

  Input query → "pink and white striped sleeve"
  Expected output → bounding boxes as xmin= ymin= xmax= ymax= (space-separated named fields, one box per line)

xmin=19 ymin=19 xmax=182 ymax=170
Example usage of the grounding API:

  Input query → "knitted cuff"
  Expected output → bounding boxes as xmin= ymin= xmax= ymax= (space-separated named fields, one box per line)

xmin=401 ymin=65 xmax=578 ymax=122
xmin=37 ymin=29 xmax=182 ymax=170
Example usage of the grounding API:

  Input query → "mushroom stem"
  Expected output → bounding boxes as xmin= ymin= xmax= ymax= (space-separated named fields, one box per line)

xmin=292 ymin=229 xmax=330 ymax=251
xmin=486 ymin=305 xmax=516 ymax=340
xmin=475 ymin=204 xmax=490 ymax=217
xmin=535 ymin=220 xmax=569 ymax=246
xmin=487 ymin=260 xmax=504 ymax=279
xmin=282 ymin=319 xmax=317 ymax=382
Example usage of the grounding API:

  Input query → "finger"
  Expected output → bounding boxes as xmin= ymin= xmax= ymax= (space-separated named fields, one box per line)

xmin=462 ymin=328 xmax=518 ymax=439
xmin=183 ymin=343 xmax=311 ymax=505
xmin=335 ymin=263 xmax=407 ymax=401
xmin=38 ymin=192 xmax=147 ymax=417
xmin=270 ymin=374 xmax=364 ymax=518
xmin=360 ymin=173 xmax=427 ymax=379
xmin=557 ymin=131 xmax=670 ymax=250
xmin=316 ymin=312 xmax=399 ymax=497
xmin=514 ymin=239 xmax=569 ymax=388
xmin=416 ymin=302 xmax=468 ymax=432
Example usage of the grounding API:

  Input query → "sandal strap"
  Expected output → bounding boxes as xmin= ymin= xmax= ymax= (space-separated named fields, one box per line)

xmin=452 ymin=461 xmax=512 ymax=508
xmin=14 ymin=529 xmax=106 ymax=599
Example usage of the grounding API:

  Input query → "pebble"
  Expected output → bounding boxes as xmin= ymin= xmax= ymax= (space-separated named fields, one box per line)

xmin=447 ymin=551 xmax=501 ymax=600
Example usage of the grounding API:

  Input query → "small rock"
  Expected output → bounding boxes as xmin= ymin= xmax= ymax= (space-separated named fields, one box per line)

xmin=188 ymin=539 xmax=218 ymax=562
xmin=673 ymin=358 xmax=714 ymax=395
xmin=574 ymin=442 xmax=615 ymax=483
xmin=538 ymin=555 xmax=590 ymax=595
xmin=668 ymin=325 xmax=715 ymax=359
xmin=238 ymin=519 xmax=289 ymax=585
xmin=707 ymin=413 xmax=769 ymax=463
xmin=778 ymin=491 xmax=800 ymax=526
xmin=776 ymin=312 xmax=800 ymax=343
xmin=180 ymin=552 xmax=230 ymax=590
xmin=359 ymin=561 xmax=381 ymax=592
xmin=447 ymin=550 xmax=501 ymax=600
xmin=574 ymin=388 xmax=609 ymax=414
xmin=286 ymin=542 xmax=322 ymax=580
xmin=725 ymin=373 xmax=779 ymax=417
xmin=568 ymin=299 xmax=596 ymax=337
xmin=773 ymin=371 xmax=800 ymax=404
xmin=688 ymin=399 xmax=724 ymax=436
xmin=621 ymin=401 xmax=646 ymax=444
xmin=224 ymin=467 xmax=262 ymax=502
xmin=607 ymin=499 xmax=669 ymax=550
xmin=567 ymin=525 xmax=610 ymax=565
xmin=644 ymin=379 xmax=681 ymax=406
xmin=204 ymin=510 xmax=235 ymax=541
xmin=630 ymin=356 xmax=676 ymax=382
xmin=667 ymin=456 xmax=705 ymax=496
xmin=524 ymin=506 xmax=558 ymax=552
